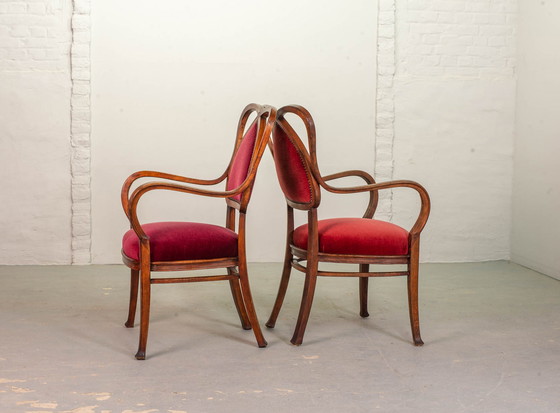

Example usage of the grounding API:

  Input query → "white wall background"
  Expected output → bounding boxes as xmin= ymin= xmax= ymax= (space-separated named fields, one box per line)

xmin=0 ymin=0 xmax=73 ymax=264
xmin=391 ymin=0 xmax=517 ymax=262
xmin=512 ymin=0 xmax=560 ymax=280
xmin=2 ymin=0 xmax=558 ymax=279
xmin=90 ymin=0 xmax=377 ymax=263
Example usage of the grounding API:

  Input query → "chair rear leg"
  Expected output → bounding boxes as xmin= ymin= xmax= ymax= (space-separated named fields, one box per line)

xmin=228 ymin=268 xmax=251 ymax=330
xmin=408 ymin=247 xmax=423 ymax=346
xmin=266 ymin=249 xmax=293 ymax=328
xmin=238 ymin=261 xmax=267 ymax=348
xmin=135 ymin=266 xmax=151 ymax=360
xmin=359 ymin=264 xmax=370 ymax=318
xmin=125 ymin=269 xmax=139 ymax=328
xmin=290 ymin=263 xmax=318 ymax=346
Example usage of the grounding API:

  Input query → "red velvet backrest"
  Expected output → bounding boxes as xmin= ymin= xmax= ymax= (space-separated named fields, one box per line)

xmin=226 ymin=121 xmax=258 ymax=201
xmin=272 ymin=121 xmax=314 ymax=206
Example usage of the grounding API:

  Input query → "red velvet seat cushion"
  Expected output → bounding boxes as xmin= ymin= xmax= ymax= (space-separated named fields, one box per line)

xmin=293 ymin=218 xmax=409 ymax=256
xmin=122 ymin=222 xmax=238 ymax=262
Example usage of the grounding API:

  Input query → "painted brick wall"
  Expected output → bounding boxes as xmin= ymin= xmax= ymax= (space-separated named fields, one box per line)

xmin=1 ymin=0 xmax=519 ymax=264
xmin=391 ymin=0 xmax=517 ymax=261
xmin=399 ymin=0 xmax=516 ymax=78
xmin=0 ymin=0 xmax=74 ymax=264
xmin=375 ymin=0 xmax=397 ymax=220
xmin=70 ymin=0 xmax=91 ymax=264
xmin=0 ymin=0 xmax=70 ymax=72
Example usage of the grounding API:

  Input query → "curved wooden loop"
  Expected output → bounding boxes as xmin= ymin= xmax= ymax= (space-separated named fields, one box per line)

xmin=126 ymin=180 xmax=248 ymax=241
xmin=121 ymin=103 xmax=276 ymax=219
xmin=320 ymin=179 xmax=431 ymax=236
xmin=121 ymin=170 xmax=228 ymax=220
xmin=322 ymin=170 xmax=378 ymax=219
xmin=274 ymin=105 xmax=429 ymax=232
xmin=124 ymin=105 xmax=276 ymax=241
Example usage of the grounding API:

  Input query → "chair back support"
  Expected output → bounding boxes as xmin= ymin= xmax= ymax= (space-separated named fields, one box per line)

xmin=226 ymin=121 xmax=258 ymax=202
xmin=225 ymin=105 xmax=276 ymax=209
xmin=271 ymin=107 xmax=321 ymax=210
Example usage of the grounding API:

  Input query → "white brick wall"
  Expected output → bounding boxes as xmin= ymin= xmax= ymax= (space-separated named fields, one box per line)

xmin=0 ymin=0 xmax=90 ymax=264
xmin=398 ymin=0 xmax=517 ymax=78
xmin=0 ymin=0 xmax=70 ymax=72
xmin=70 ymin=0 xmax=91 ymax=264
xmin=391 ymin=0 xmax=517 ymax=262
xmin=1 ymin=0 xmax=519 ymax=263
xmin=0 ymin=0 xmax=73 ymax=264
xmin=375 ymin=0 xmax=397 ymax=220
xmin=374 ymin=0 xmax=516 ymax=229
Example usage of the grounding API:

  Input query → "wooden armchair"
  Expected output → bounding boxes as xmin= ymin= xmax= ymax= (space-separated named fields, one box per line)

xmin=121 ymin=104 xmax=276 ymax=359
xmin=265 ymin=105 xmax=431 ymax=346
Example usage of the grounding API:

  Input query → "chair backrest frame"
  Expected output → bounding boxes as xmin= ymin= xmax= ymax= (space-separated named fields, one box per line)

xmin=225 ymin=104 xmax=277 ymax=213
xmin=270 ymin=105 xmax=322 ymax=211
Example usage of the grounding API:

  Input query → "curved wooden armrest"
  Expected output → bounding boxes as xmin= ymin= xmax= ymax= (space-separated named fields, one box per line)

xmin=322 ymin=169 xmax=374 ymax=184
xmin=321 ymin=170 xmax=378 ymax=219
xmin=126 ymin=179 xmax=252 ymax=241
xmin=121 ymin=170 xmax=228 ymax=219
xmin=322 ymin=179 xmax=431 ymax=236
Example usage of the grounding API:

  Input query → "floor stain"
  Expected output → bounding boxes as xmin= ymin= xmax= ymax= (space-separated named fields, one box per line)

xmin=32 ymin=402 xmax=58 ymax=409
xmin=122 ymin=410 xmax=159 ymax=413
xmin=0 ymin=378 xmax=26 ymax=383
xmin=275 ymin=388 xmax=294 ymax=393
xmin=10 ymin=386 xmax=35 ymax=393
xmin=23 ymin=410 xmax=53 ymax=413
xmin=83 ymin=392 xmax=111 ymax=401
xmin=59 ymin=406 xmax=98 ymax=413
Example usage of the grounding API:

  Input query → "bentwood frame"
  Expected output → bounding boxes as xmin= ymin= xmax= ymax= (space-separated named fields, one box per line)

xmin=266 ymin=105 xmax=431 ymax=346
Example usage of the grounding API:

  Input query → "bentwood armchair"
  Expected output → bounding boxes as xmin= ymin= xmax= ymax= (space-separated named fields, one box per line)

xmin=266 ymin=105 xmax=431 ymax=346
xmin=121 ymin=104 xmax=276 ymax=359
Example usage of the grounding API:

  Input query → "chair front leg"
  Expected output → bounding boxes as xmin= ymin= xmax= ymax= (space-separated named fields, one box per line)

xmin=238 ymin=260 xmax=268 ymax=348
xmin=290 ymin=261 xmax=318 ymax=346
xmin=266 ymin=246 xmax=293 ymax=329
xmin=136 ymin=256 xmax=152 ymax=360
xmin=228 ymin=267 xmax=251 ymax=330
xmin=408 ymin=241 xmax=423 ymax=346
xmin=359 ymin=264 xmax=370 ymax=318
xmin=291 ymin=208 xmax=319 ymax=346
xmin=267 ymin=206 xmax=295 ymax=329
xmin=125 ymin=269 xmax=139 ymax=327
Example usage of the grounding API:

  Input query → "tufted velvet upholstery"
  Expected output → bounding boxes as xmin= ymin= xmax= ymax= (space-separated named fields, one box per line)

xmin=293 ymin=218 xmax=409 ymax=256
xmin=226 ymin=121 xmax=258 ymax=201
xmin=272 ymin=123 xmax=313 ymax=204
xmin=122 ymin=222 xmax=238 ymax=262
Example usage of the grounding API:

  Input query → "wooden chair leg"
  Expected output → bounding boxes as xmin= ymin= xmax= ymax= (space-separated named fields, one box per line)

xmin=135 ymin=265 xmax=151 ymax=360
xmin=290 ymin=264 xmax=318 ymax=346
xmin=238 ymin=261 xmax=267 ymax=348
xmin=408 ymin=245 xmax=423 ymax=346
xmin=359 ymin=265 xmax=369 ymax=318
xmin=228 ymin=270 xmax=251 ymax=330
xmin=125 ymin=269 xmax=139 ymax=328
xmin=266 ymin=249 xmax=293 ymax=328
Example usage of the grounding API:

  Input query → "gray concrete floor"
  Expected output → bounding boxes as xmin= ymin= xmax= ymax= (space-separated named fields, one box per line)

xmin=0 ymin=262 xmax=559 ymax=413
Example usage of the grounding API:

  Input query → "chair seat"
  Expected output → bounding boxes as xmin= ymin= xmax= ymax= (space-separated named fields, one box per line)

xmin=293 ymin=218 xmax=409 ymax=256
xmin=122 ymin=222 xmax=238 ymax=262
